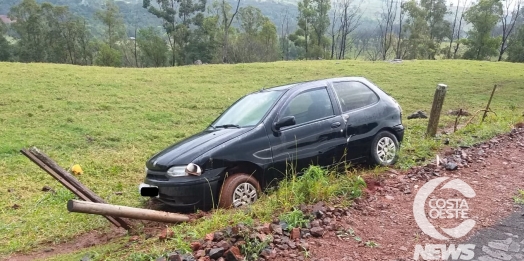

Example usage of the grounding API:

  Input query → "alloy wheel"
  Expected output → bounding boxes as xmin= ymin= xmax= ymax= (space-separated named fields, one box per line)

xmin=232 ymin=182 xmax=258 ymax=207
xmin=376 ymin=136 xmax=397 ymax=164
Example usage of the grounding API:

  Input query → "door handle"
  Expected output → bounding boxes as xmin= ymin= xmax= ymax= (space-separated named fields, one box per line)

xmin=331 ymin=122 xmax=341 ymax=128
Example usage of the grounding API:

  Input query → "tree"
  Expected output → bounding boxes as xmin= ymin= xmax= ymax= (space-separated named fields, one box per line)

xmin=310 ymin=0 xmax=330 ymax=58
xmin=95 ymin=42 xmax=122 ymax=66
xmin=8 ymin=0 xmax=47 ymax=62
xmin=420 ymin=0 xmax=450 ymax=59
xmin=137 ymin=26 xmax=168 ymax=67
xmin=498 ymin=0 xmax=521 ymax=61
xmin=507 ymin=24 xmax=524 ymax=62
xmin=218 ymin=0 xmax=240 ymax=63
xmin=290 ymin=0 xmax=315 ymax=59
xmin=378 ymin=0 xmax=398 ymax=60
xmin=452 ymin=1 xmax=469 ymax=58
xmin=143 ymin=0 xmax=206 ymax=65
xmin=395 ymin=0 xmax=406 ymax=59
xmin=96 ymin=0 xmax=125 ymax=50
xmin=329 ymin=5 xmax=338 ymax=59
xmin=447 ymin=0 xmax=469 ymax=58
xmin=0 ymin=21 xmax=11 ymax=61
xmin=463 ymin=0 xmax=503 ymax=60
xmin=184 ymin=12 xmax=220 ymax=63
xmin=280 ymin=8 xmax=291 ymax=60
xmin=337 ymin=0 xmax=362 ymax=59
xmin=229 ymin=6 xmax=279 ymax=63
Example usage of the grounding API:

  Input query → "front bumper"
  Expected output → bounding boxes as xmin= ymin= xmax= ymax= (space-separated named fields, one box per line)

xmin=140 ymin=168 xmax=224 ymax=209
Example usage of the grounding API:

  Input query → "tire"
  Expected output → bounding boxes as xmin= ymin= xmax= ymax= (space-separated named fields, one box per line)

xmin=370 ymin=130 xmax=400 ymax=166
xmin=218 ymin=173 xmax=261 ymax=209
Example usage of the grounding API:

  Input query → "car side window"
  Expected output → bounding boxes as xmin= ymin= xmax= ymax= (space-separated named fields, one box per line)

xmin=332 ymin=81 xmax=379 ymax=112
xmin=281 ymin=87 xmax=334 ymax=125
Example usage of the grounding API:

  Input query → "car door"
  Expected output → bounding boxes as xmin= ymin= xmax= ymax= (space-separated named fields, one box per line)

xmin=267 ymin=86 xmax=345 ymax=178
xmin=331 ymin=81 xmax=382 ymax=161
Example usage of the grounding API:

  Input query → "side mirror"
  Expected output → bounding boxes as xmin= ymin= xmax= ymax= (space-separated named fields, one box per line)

xmin=274 ymin=116 xmax=296 ymax=131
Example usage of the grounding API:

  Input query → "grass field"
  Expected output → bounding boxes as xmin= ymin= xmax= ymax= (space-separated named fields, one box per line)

xmin=1 ymin=59 xmax=523 ymax=260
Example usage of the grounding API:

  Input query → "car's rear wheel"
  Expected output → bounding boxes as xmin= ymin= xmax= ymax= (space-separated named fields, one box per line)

xmin=370 ymin=131 xmax=399 ymax=166
xmin=218 ymin=173 xmax=261 ymax=208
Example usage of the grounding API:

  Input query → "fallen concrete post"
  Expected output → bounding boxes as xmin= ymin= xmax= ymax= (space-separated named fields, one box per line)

xmin=67 ymin=200 xmax=190 ymax=223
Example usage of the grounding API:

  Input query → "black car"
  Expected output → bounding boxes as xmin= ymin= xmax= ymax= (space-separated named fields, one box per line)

xmin=139 ymin=77 xmax=404 ymax=210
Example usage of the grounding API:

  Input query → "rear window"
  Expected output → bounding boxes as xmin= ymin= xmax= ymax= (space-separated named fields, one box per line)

xmin=332 ymin=81 xmax=379 ymax=112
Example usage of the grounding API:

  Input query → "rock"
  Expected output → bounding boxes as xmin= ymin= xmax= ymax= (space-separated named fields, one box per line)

xmin=407 ymin=110 xmax=428 ymax=119
xmin=310 ymin=227 xmax=325 ymax=237
xmin=260 ymin=248 xmax=272 ymax=259
xmin=217 ymin=240 xmax=230 ymax=250
xmin=158 ymin=228 xmax=174 ymax=241
xmin=385 ymin=195 xmax=394 ymax=200
xmin=214 ymin=232 xmax=224 ymax=242
xmin=194 ymin=250 xmax=205 ymax=259
xmin=256 ymin=233 xmax=267 ymax=242
xmin=310 ymin=220 xmax=320 ymax=227
xmin=224 ymin=246 xmax=242 ymax=261
xmin=291 ymin=228 xmax=301 ymax=240
xmin=114 ymin=191 xmax=123 ymax=195
xmin=270 ymin=223 xmax=283 ymax=235
xmin=445 ymin=162 xmax=458 ymax=171
xmin=190 ymin=241 xmax=202 ymax=251
xmin=257 ymin=223 xmax=271 ymax=234
xmin=129 ymin=235 xmax=139 ymax=242
xmin=42 ymin=186 xmax=54 ymax=192
xmin=300 ymin=242 xmax=309 ymax=251
xmin=167 ymin=252 xmax=184 ymax=261
xmin=208 ymin=247 xmax=225 ymax=259
xmin=205 ymin=232 xmax=214 ymax=241
xmin=194 ymin=60 xmax=202 ymax=65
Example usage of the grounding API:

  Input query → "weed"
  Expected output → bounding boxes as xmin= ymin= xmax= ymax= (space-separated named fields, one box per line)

xmin=513 ymin=189 xmax=524 ymax=204
xmin=279 ymin=209 xmax=310 ymax=229
xmin=365 ymin=240 xmax=379 ymax=248
xmin=240 ymin=232 xmax=272 ymax=261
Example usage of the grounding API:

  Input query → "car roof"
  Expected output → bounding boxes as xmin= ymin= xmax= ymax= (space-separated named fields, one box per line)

xmin=259 ymin=76 xmax=370 ymax=93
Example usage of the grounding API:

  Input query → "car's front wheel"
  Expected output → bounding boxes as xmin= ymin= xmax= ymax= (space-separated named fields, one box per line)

xmin=218 ymin=173 xmax=261 ymax=208
xmin=370 ymin=130 xmax=400 ymax=166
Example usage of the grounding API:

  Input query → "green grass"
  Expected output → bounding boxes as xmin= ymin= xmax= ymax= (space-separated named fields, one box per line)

xmin=513 ymin=189 xmax=524 ymax=205
xmin=1 ymin=59 xmax=523 ymax=259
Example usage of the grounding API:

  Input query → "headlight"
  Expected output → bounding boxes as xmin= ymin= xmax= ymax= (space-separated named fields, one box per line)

xmin=185 ymin=163 xmax=202 ymax=176
xmin=167 ymin=166 xmax=187 ymax=177
xmin=166 ymin=163 xmax=202 ymax=177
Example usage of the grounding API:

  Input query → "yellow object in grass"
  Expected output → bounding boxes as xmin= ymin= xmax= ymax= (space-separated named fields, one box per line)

xmin=71 ymin=164 xmax=83 ymax=175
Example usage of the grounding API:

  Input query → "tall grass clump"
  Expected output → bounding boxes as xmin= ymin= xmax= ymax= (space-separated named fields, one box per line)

xmin=263 ymin=165 xmax=367 ymax=212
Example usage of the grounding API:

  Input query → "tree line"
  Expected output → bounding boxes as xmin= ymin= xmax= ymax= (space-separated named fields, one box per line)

xmin=1 ymin=0 xmax=523 ymax=67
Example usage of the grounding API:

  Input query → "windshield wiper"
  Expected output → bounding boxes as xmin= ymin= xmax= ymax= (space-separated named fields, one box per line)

xmin=214 ymin=124 xmax=241 ymax=129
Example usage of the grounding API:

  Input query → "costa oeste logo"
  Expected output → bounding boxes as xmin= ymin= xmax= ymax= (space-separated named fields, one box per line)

xmin=412 ymin=177 xmax=477 ymax=260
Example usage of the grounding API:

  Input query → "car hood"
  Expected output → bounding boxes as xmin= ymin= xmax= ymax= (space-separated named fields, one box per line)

xmin=146 ymin=127 xmax=252 ymax=171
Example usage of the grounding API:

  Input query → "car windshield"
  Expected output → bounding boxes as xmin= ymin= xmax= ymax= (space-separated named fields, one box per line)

xmin=211 ymin=90 xmax=284 ymax=128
